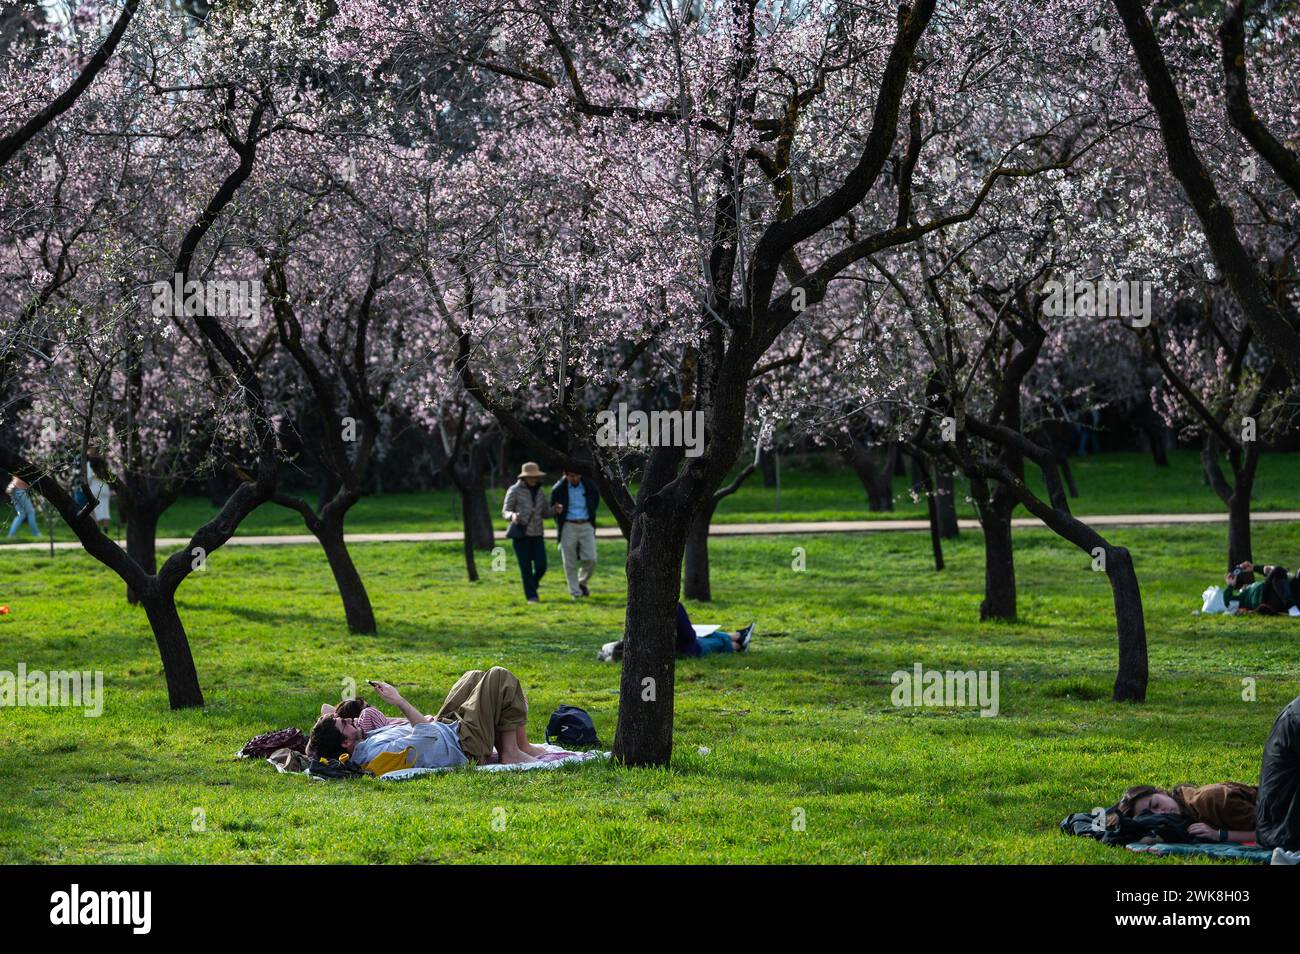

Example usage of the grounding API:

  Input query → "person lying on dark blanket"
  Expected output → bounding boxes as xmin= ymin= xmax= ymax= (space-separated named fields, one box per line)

xmin=1116 ymin=782 xmax=1258 ymax=844
xmin=1113 ymin=694 xmax=1300 ymax=863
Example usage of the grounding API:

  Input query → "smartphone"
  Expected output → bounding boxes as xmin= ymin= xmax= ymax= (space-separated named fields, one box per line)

xmin=367 ymin=680 xmax=382 ymax=689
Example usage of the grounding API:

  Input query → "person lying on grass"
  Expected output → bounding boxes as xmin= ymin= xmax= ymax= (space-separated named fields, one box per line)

xmin=605 ymin=603 xmax=754 ymax=661
xmin=1116 ymin=782 xmax=1258 ymax=844
xmin=307 ymin=667 xmax=550 ymax=770
xmin=1113 ymin=694 xmax=1300 ymax=861
xmin=1224 ymin=562 xmax=1300 ymax=616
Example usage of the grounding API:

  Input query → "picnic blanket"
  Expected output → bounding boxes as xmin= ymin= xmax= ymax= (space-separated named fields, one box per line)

xmin=267 ymin=743 xmax=608 ymax=780
xmin=378 ymin=747 xmax=608 ymax=781
xmin=1125 ymin=842 xmax=1274 ymax=863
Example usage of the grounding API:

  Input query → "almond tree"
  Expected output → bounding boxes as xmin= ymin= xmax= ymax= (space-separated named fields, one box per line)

xmin=328 ymin=0 xmax=1133 ymax=763
xmin=0 ymin=1 xmax=331 ymax=707
xmin=1112 ymin=0 xmax=1300 ymax=381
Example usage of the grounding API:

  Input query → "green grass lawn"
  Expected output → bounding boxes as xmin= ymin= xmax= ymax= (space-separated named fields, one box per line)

xmin=2 ymin=517 xmax=1299 ymax=863
xmin=6 ymin=449 xmax=1296 ymax=547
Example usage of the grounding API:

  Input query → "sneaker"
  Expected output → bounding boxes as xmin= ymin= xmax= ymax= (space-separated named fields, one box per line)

xmin=736 ymin=623 xmax=755 ymax=651
xmin=527 ymin=597 xmax=540 ymax=604
xmin=579 ymin=583 xmax=590 ymax=597
xmin=1270 ymin=847 xmax=1300 ymax=865
xmin=1289 ymin=606 xmax=1300 ymax=617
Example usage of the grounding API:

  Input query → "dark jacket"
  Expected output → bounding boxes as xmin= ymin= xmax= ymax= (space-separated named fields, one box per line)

xmin=549 ymin=477 xmax=600 ymax=541
xmin=1258 ymin=694 xmax=1300 ymax=850
xmin=676 ymin=603 xmax=700 ymax=657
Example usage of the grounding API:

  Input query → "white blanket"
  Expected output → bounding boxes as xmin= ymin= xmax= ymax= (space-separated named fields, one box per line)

xmin=378 ymin=745 xmax=608 ymax=781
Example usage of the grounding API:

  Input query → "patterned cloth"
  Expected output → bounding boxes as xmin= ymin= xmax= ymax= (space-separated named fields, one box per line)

xmin=1126 ymin=842 xmax=1274 ymax=862
xmin=237 ymin=727 xmax=307 ymax=759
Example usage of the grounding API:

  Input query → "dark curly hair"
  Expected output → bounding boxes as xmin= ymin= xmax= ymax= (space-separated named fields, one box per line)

xmin=307 ymin=714 xmax=346 ymax=760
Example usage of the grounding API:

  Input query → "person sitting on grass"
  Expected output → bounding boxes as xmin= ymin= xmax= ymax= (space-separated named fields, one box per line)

xmin=1224 ymin=561 xmax=1300 ymax=616
xmin=307 ymin=667 xmax=550 ymax=771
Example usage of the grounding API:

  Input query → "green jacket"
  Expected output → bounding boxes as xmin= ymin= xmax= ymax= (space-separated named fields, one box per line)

xmin=1226 ymin=581 xmax=1266 ymax=610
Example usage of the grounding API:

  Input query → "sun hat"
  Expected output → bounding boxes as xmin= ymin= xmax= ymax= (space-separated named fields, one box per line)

xmin=517 ymin=462 xmax=546 ymax=479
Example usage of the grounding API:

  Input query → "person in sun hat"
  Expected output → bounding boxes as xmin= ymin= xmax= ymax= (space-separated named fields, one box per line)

xmin=502 ymin=461 xmax=549 ymax=602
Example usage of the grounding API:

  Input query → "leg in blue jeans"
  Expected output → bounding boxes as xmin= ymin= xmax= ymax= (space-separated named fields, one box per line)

xmin=7 ymin=489 xmax=40 ymax=537
xmin=695 ymin=631 xmax=735 ymax=656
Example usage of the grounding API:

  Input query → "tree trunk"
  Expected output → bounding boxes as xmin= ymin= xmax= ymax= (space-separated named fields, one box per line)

xmin=139 ymin=588 xmax=204 ymax=709
xmin=1040 ymin=460 xmax=1071 ymax=515
xmin=464 ymin=480 xmax=495 ymax=551
xmin=935 ymin=466 xmax=959 ymax=538
xmin=1105 ymin=546 xmax=1148 ymax=702
xmin=1227 ymin=483 xmax=1253 ymax=571
xmin=1135 ymin=401 xmax=1170 ymax=468
xmin=317 ymin=518 xmax=377 ymax=634
xmin=122 ymin=501 xmax=160 ymax=605
xmin=683 ymin=497 xmax=719 ymax=600
xmin=613 ymin=516 xmax=687 ymax=767
xmin=909 ymin=450 xmax=943 ymax=571
xmin=758 ymin=447 xmax=778 ymax=488
xmin=461 ymin=490 xmax=480 ymax=582
xmin=976 ymin=494 xmax=1016 ymax=620
xmin=844 ymin=438 xmax=896 ymax=512
xmin=1060 ymin=456 xmax=1080 ymax=498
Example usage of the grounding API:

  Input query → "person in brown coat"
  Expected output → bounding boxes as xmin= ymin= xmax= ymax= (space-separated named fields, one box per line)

xmin=1117 ymin=782 xmax=1258 ymax=843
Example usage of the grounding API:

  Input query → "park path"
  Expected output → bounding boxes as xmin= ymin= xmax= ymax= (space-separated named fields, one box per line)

xmin=3 ymin=510 xmax=1298 ymax=552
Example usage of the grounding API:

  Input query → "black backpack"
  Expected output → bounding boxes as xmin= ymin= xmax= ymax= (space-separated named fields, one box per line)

xmin=1101 ymin=810 xmax=1192 ymax=846
xmin=545 ymin=705 xmax=601 ymax=748
xmin=308 ymin=756 xmax=369 ymax=780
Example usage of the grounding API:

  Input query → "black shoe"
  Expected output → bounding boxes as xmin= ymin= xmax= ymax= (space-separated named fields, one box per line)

xmin=736 ymin=623 xmax=755 ymax=651
xmin=579 ymin=583 xmax=590 ymax=597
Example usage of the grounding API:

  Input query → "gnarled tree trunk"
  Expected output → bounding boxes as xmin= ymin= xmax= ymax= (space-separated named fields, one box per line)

xmin=614 ymin=511 xmax=690 ymax=767
xmin=316 ymin=513 xmax=376 ymax=634
xmin=975 ymin=480 xmax=1016 ymax=620
xmin=138 ymin=583 xmax=204 ymax=709
xmin=121 ymin=499 xmax=161 ymax=605
xmin=683 ymin=497 xmax=719 ymax=601
xmin=844 ymin=434 xmax=897 ymax=512
xmin=935 ymin=465 xmax=959 ymax=538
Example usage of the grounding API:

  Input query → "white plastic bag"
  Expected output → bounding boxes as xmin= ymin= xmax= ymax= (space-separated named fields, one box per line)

xmin=1202 ymin=586 xmax=1228 ymax=615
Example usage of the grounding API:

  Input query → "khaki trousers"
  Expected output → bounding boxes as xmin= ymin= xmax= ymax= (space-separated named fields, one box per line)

xmin=559 ymin=521 xmax=597 ymax=596
xmin=435 ymin=667 xmax=529 ymax=762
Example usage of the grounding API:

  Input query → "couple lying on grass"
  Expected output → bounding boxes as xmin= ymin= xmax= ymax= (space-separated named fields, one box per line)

xmin=1222 ymin=561 xmax=1300 ymax=616
xmin=1112 ymin=694 xmax=1300 ymax=863
xmin=308 ymin=667 xmax=551 ymax=772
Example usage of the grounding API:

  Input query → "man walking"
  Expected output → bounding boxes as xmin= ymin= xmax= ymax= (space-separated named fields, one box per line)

xmin=550 ymin=467 xmax=599 ymax=599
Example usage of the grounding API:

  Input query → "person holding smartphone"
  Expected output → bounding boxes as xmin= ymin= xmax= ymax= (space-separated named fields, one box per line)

xmin=1225 ymin=561 xmax=1300 ymax=615
xmin=307 ymin=668 xmax=549 ymax=770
